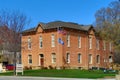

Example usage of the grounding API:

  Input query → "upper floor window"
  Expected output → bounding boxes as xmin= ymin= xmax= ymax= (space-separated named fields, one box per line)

xmin=103 ymin=41 xmax=106 ymax=50
xmin=39 ymin=36 xmax=43 ymax=48
xmin=109 ymin=42 xmax=112 ymax=52
xmin=96 ymin=39 xmax=100 ymax=50
xmin=78 ymin=53 xmax=82 ymax=63
xmin=66 ymin=53 xmax=70 ymax=63
xmin=89 ymin=54 xmax=92 ymax=64
xmin=67 ymin=34 xmax=70 ymax=47
xmin=89 ymin=37 xmax=92 ymax=49
xmin=96 ymin=55 xmax=100 ymax=64
xmin=78 ymin=35 xmax=81 ymax=48
xmin=51 ymin=53 xmax=56 ymax=63
xmin=28 ymin=55 xmax=32 ymax=64
xmin=28 ymin=37 xmax=31 ymax=49
xmin=51 ymin=34 xmax=55 ymax=47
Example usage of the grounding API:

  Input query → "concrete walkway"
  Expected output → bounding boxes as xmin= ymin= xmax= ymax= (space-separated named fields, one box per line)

xmin=0 ymin=76 xmax=116 ymax=80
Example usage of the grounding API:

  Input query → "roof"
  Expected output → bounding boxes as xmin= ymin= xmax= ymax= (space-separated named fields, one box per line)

xmin=22 ymin=21 xmax=93 ymax=33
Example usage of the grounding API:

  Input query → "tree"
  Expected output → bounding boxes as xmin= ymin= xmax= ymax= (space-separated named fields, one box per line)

xmin=95 ymin=1 xmax=120 ymax=63
xmin=0 ymin=9 xmax=30 ymax=75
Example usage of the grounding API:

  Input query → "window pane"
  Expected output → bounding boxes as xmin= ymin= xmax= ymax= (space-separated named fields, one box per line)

xmin=67 ymin=34 xmax=70 ymax=47
xmin=89 ymin=54 xmax=92 ymax=64
xmin=39 ymin=36 xmax=43 ymax=48
xmin=103 ymin=41 xmax=106 ymax=50
xmin=96 ymin=39 xmax=99 ymax=50
xmin=78 ymin=36 xmax=81 ymax=48
xmin=52 ymin=53 xmax=56 ymax=63
xmin=51 ymin=34 xmax=55 ymax=47
xmin=78 ymin=54 xmax=81 ymax=63
xmin=28 ymin=55 xmax=32 ymax=64
xmin=109 ymin=42 xmax=112 ymax=52
xmin=28 ymin=37 xmax=31 ymax=49
xmin=89 ymin=37 xmax=92 ymax=49
xmin=96 ymin=55 xmax=100 ymax=63
xmin=66 ymin=53 xmax=70 ymax=63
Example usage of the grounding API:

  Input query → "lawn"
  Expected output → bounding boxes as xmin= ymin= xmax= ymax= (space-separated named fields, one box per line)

xmin=0 ymin=69 xmax=117 ymax=79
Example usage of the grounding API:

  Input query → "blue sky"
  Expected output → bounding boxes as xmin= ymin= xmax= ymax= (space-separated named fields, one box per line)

xmin=0 ymin=0 xmax=116 ymax=29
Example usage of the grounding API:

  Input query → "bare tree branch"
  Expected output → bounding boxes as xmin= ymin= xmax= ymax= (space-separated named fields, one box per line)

xmin=95 ymin=1 xmax=120 ymax=63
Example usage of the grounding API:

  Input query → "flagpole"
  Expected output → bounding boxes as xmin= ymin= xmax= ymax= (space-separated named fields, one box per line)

xmin=57 ymin=27 xmax=65 ymax=69
xmin=57 ymin=26 xmax=60 ymax=69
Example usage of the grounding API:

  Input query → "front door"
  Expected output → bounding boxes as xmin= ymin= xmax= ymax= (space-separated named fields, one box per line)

xmin=39 ymin=54 xmax=44 ymax=66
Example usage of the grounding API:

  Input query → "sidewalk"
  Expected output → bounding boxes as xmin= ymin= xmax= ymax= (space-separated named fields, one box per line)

xmin=0 ymin=76 xmax=116 ymax=80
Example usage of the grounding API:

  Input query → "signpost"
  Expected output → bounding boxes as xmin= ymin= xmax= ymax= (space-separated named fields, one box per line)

xmin=16 ymin=64 xmax=23 ymax=75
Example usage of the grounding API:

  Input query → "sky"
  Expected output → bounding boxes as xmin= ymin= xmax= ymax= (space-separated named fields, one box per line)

xmin=0 ymin=0 xmax=116 ymax=29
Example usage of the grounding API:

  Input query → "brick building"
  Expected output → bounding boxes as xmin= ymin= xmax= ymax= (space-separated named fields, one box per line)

xmin=21 ymin=21 xmax=113 ymax=69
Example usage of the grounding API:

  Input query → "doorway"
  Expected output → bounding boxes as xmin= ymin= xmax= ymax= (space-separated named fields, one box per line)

xmin=39 ymin=54 xmax=44 ymax=66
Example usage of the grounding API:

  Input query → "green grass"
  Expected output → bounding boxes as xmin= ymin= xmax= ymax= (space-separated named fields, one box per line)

xmin=0 ymin=69 xmax=117 ymax=79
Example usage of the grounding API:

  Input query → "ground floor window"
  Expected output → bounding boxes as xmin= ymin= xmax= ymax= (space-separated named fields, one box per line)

xmin=78 ymin=53 xmax=82 ymax=63
xmin=96 ymin=55 xmax=100 ymax=63
xmin=109 ymin=56 xmax=112 ymax=63
xmin=51 ymin=53 xmax=56 ymax=63
xmin=28 ymin=55 xmax=32 ymax=64
xmin=66 ymin=53 xmax=70 ymax=63
xmin=89 ymin=54 xmax=92 ymax=64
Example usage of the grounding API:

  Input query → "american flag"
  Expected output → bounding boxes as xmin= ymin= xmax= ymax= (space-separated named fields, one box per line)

xmin=57 ymin=27 xmax=67 ymax=35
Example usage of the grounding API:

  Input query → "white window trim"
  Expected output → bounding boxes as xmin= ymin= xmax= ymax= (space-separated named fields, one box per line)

xmin=78 ymin=36 xmax=81 ymax=48
xmin=66 ymin=53 xmax=70 ymax=63
xmin=89 ymin=54 xmax=92 ymax=64
xmin=96 ymin=55 xmax=100 ymax=64
xmin=39 ymin=55 xmax=40 ymax=66
xmin=109 ymin=56 xmax=113 ymax=63
xmin=109 ymin=42 xmax=112 ymax=52
xmin=51 ymin=53 xmax=56 ymax=63
xmin=67 ymin=34 xmax=70 ymax=47
xmin=89 ymin=37 xmax=92 ymax=49
xmin=103 ymin=41 xmax=106 ymax=50
xmin=78 ymin=53 xmax=82 ymax=63
xmin=28 ymin=37 xmax=32 ymax=50
xmin=39 ymin=36 xmax=43 ymax=48
xmin=51 ymin=34 xmax=55 ymax=47
xmin=96 ymin=39 xmax=100 ymax=50
xmin=28 ymin=54 xmax=32 ymax=64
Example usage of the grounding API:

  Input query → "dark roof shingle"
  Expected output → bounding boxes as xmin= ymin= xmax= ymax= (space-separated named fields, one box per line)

xmin=22 ymin=21 xmax=93 ymax=33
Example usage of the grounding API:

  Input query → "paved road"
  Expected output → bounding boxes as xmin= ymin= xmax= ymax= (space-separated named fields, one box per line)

xmin=0 ymin=76 xmax=116 ymax=80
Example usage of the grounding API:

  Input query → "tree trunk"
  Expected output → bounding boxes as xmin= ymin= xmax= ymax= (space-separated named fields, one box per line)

xmin=13 ymin=51 xmax=16 ymax=75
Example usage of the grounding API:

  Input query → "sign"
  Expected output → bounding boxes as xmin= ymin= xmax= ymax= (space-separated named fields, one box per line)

xmin=16 ymin=64 xmax=23 ymax=75
xmin=0 ymin=63 xmax=2 ymax=72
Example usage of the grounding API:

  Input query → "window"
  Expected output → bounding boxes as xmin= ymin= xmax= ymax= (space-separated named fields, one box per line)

xmin=89 ymin=37 xmax=92 ymax=49
xmin=109 ymin=56 xmax=113 ymax=63
xmin=66 ymin=53 xmax=70 ymax=63
xmin=51 ymin=34 xmax=55 ymax=47
xmin=28 ymin=37 xmax=31 ymax=49
xmin=39 ymin=36 xmax=43 ymax=48
xmin=67 ymin=34 xmax=70 ymax=47
xmin=51 ymin=53 xmax=56 ymax=63
xmin=96 ymin=39 xmax=100 ymax=50
xmin=28 ymin=55 xmax=32 ymax=64
xmin=78 ymin=35 xmax=81 ymax=48
xmin=96 ymin=55 xmax=100 ymax=63
xmin=109 ymin=42 xmax=112 ymax=52
xmin=89 ymin=54 xmax=92 ymax=64
xmin=39 ymin=54 xmax=44 ymax=66
xmin=78 ymin=54 xmax=82 ymax=63
xmin=103 ymin=41 xmax=106 ymax=50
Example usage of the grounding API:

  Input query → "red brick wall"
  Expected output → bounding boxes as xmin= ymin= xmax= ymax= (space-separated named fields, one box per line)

xmin=21 ymin=26 xmax=113 ymax=69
